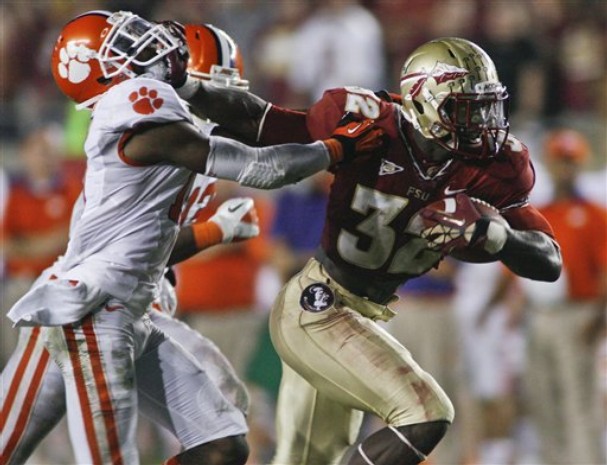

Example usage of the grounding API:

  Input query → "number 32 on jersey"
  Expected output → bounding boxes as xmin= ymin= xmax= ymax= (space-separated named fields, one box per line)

xmin=337 ymin=185 xmax=441 ymax=276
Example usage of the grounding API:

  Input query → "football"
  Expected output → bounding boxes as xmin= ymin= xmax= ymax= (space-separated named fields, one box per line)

xmin=406 ymin=193 xmax=508 ymax=262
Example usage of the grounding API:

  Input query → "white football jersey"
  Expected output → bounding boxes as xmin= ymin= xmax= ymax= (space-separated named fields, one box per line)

xmin=59 ymin=78 xmax=195 ymax=305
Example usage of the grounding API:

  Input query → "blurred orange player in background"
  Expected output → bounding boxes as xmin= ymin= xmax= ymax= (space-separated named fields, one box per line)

xmin=495 ymin=128 xmax=607 ymax=465
xmin=1 ymin=125 xmax=81 ymax=364
xmin=524 ymin=129 xmax=606 ymax=465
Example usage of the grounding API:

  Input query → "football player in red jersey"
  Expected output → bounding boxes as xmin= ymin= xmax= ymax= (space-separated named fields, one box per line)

xmin=167 ymin=36 xmax=562 ymax=465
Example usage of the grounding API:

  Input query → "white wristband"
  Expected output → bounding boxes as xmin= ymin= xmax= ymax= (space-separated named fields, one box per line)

xmin=484 ymin=221 xmax=508 ymax=254
xmin=176 ymin=75 xmax=200 ymax=100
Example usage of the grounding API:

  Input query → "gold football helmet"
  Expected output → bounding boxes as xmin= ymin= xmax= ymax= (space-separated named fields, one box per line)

xmin=400 ymin=37 xmax=509 ymax=159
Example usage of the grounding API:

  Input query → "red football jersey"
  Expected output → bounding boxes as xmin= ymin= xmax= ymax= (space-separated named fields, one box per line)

xmin=263 ymin=87 xmax=554 ymax=303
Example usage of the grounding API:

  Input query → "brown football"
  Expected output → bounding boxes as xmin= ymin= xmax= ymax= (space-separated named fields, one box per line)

xmin=406 ymin=194 xmax=508 ymax=262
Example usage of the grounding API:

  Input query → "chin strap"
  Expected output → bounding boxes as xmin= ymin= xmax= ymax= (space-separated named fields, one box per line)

xmin=74 ymin=94 xmax=104 ymax=111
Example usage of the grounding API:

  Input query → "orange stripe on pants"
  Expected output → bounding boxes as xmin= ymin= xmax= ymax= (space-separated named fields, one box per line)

xmin=64 ymin=325 xmax=103 ymax=465
xmin=1 ymin=348 xmax=50 ymax=464
xmin=82 ymin=317 xmax=124 ymax=465
xmin=0 ymin=327 xmax=40 ymax=432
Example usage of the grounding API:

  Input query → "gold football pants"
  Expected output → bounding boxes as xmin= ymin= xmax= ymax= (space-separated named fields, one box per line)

xmin=270 ymin=258 xmax=454 ymax=465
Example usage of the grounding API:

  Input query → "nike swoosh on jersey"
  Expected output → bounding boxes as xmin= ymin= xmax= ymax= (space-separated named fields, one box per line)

xmin=444 ymin=185 xmax=466 ymax=196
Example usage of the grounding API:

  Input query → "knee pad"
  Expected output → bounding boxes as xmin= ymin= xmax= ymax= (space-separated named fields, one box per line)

xmin=392 ymin=420 xmax=450 ymax=459
xmin=179 ymin=434 xmax=249 ymax=465
xmin=354 ymin=420 xmax=450 ymax=465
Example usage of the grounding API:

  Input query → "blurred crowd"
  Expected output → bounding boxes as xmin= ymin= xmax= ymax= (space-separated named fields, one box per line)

xmin=1 ymin=1 xmax=605 ymax=464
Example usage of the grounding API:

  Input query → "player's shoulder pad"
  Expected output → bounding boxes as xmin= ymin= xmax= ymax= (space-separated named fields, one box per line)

xmin=93 ymin=78 xmax=193 ymax=132
xmin=306 ymin=87 xmax=396 ymax=140
xmin=472 ymin=134 xmax=536 ymax=211
xmin=487 ymin=134 xmax=533 ymax=185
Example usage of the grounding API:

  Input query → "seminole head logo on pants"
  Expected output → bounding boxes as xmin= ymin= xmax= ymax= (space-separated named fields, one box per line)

xmin=300 ymin=283 xmax=335 ymax=313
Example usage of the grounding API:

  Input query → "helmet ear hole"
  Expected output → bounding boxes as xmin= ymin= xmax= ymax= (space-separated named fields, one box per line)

xmin=413 ymin=100 xmax=425 ymax=114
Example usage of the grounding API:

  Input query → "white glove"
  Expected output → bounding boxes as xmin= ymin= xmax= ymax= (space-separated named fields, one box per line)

xmin=482 ymin=219 xmax=509 ymax=254
xmin=208 ymin=197 xmax=260 ymax=243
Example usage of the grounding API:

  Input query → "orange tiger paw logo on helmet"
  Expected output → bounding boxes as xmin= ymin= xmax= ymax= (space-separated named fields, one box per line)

xmin=129 ymin=87 xmax=164 ymax=114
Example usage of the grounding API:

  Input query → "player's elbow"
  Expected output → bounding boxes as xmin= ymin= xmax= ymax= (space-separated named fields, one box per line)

xmin=499 ymin=232 xmax=563 ymax=282
xmin=528 ymin=246 xmax=563 ymax=282
xmin=546 ymin=247 xmax=563 ymax=281
xmin=539 ymin=238 xmax=563 ymax=282
xmin=539 ymin=257 xmax=562 ymax=282
xmin=507 ymin=257 xmax=561 ymax=282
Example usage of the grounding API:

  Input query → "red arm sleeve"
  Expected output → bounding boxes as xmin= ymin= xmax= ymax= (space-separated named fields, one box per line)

xmin=258 ymin=105 xmax=312 ymax=145
xmin=258 ymin=89 xmax=351 ymax=146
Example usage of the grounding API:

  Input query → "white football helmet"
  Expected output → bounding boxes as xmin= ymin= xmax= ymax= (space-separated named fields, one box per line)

xmin=400 ymin=37 xmax=509 ymax=159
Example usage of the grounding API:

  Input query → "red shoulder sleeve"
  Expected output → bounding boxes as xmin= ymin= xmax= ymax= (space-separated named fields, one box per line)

xmin=503 ymin=204 xmax=555 ymax=237
xmin=305 ymin=89 xmax=350 ymax=140
xmin=306 ymin=88 xmax=398 ymax=140
xmin=471 ymin=136 xmax=536 ymax=210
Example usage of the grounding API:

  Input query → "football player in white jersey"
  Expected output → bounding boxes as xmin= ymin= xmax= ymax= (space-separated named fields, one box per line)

xmin=1 ymin=23 xmax=256 ymax=465
xmin=1 ymin=190 xmax=255 ymax=465
xmin=2 ymin=10 xmax=384 ymax=465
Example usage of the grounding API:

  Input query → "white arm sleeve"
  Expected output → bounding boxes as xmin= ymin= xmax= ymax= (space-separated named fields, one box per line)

xmin=205 ymin=135 xmax=331 ymax=189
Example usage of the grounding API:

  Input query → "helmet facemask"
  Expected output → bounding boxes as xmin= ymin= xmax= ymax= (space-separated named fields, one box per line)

xmin=97 ymin=11 xmax=181 ymax=80
xmin=436 ymin=81 xmax=509 ymax=158
xmin=190 ymin=65 xmax=249 ymax=91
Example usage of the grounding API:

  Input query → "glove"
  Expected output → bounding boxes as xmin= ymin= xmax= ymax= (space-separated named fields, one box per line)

xmin=323 ymin=113 xmax=385 ymax=164
xmin=208 ymin=197 xmax=260 ymax=243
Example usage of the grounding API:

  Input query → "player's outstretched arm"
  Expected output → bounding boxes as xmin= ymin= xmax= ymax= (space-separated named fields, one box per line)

xmin=188 ymin=81 xmax=269 ymax=143
xmin=153 ymin=35 xmax=311 ymax=145
xmin=122 ymin=116 xmax=383 ymax=189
